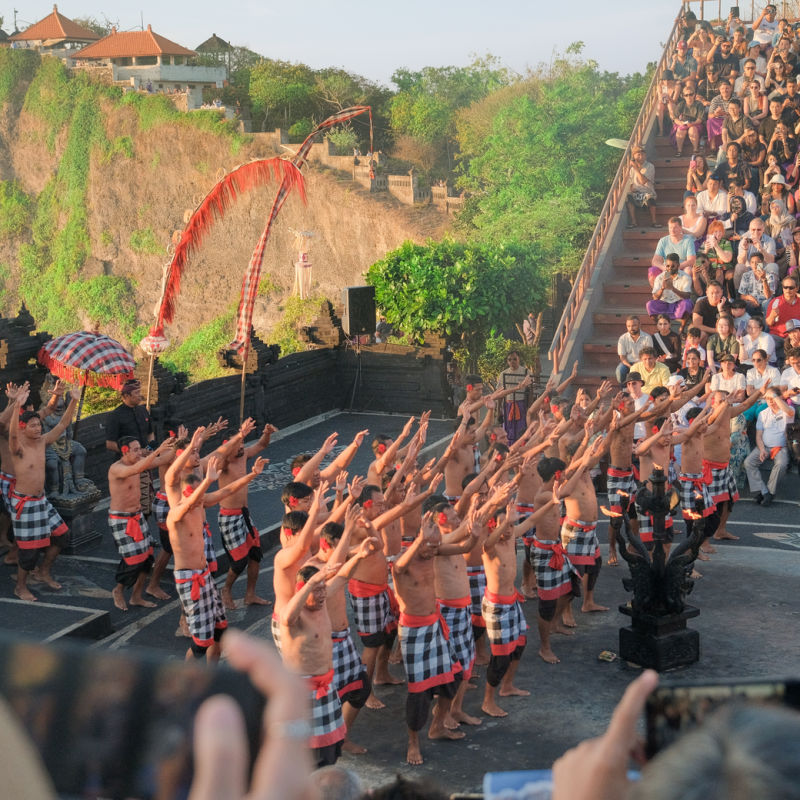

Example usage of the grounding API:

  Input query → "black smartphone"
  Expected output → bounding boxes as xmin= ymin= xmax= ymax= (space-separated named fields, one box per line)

xmin=645 ymin=676 xmax=800 ymax=758
xmin=0 ymin=634 xmax=265 ymax=800
xmin=730 ymin=6 xmax=740 ymax=17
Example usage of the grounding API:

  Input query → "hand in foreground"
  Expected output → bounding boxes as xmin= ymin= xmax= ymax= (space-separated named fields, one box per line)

xmin=552 ymin=669 xmax=658 ymax=800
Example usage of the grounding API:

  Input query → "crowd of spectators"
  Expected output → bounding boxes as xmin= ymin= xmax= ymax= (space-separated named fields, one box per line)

xmin=619 ymin=5 xmax=800 ymax=504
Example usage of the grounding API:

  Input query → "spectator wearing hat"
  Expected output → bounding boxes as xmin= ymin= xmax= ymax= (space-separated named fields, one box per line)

xmin=743 ymin=387 xmax=793 ymax=505
xmin=670 ymin=39 xmax=698 ymax=82
xmin=625 ymin=145 xmax=658 ymax=228
xmin=783 ymin=319 xmax=800 ymax=358
xmin=767 ymin=171 xmax=796 ymax=214
xmin=696 ymin=173 xmax=729 ymax=218
xmin=669 ymin=79 xmax=705 ymax=156
xmin=616 ymin=315 xmax=653 ymax=385
xmin=711 ymin=353 xmax=746 ymax=400
xmin=647 ymin=254 xmax=693 ymax=333
xmin=630 ymin=347 xmax=670 ymax=394
xmin=745 ymin=40 xmax=769 ymax=79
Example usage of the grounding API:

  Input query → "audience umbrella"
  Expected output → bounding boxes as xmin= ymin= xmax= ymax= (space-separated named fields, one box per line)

xmin=37 ymin=331 xmax=136 ymax=434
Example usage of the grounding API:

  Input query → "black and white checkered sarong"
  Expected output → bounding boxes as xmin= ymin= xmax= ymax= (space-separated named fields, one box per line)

xmin=466 ymin=565 xmax=487 ymax=628
xmin=530 ymin=537 xmax=577 ymax=600
xmin=9 ymin=491 xmax=67 ymax=549
xmin=482 ymin=591 xmax=528 ymax=656
xmin=399 ymin=612 xmax=456 ymax=693
xmin=679 ymin=472 xmax=714 ymax=519
xmin=704 ymin=461 xmax=739 ymax=505
xmin=108 ymin=510 xmax=153 ymax=565
xmin=440 ymin=600 xmax=475 ymax=679
xmin=607 ymin=465 xmax=636 ymax=513
xmin=560 ymin=518 xmax=600 ymax=565
xmin=307 ymin=673 xmax=346 ymax=749
xmin=174 ymin=566 xmax=227 ymax=647
xmin=270 ymin=612 xmax=282 ymax=654
xmin=331 ymin=628 xmax=367 ymax=698
xmin=348 ymin=580 xmax=397 ymax=639
xmin=153 ymin=491 xmax=169 ymax=531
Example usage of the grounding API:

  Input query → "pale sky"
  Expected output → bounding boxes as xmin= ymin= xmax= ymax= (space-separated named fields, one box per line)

xmin=11 ymin=1 xmax=680 ymax=86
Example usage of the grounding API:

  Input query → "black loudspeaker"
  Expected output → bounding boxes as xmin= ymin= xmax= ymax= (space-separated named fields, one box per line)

xmin=342 ymin=286 xmax=376 ymax=337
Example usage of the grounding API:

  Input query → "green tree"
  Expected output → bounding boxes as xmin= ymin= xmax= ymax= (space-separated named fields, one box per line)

xmin=455 ymin=48 xmax=649 ymax=275
xmin=72 ymin=15 xmax=118 ymax=37
xmin=248 ymin=59 xmax=316 ymax=131
xmin=365 ymin=238 xmax=547 ymax=356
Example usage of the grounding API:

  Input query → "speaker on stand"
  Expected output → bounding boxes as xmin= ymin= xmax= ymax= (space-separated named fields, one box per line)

xmin=342 ymin=286 xmax=376 ymax=410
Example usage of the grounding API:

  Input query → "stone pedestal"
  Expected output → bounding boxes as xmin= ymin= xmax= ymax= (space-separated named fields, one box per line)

xmin=50 ymin=488 xmax=103 ymax=554
xmin=619 ymin=604 xmax=700 ymax=671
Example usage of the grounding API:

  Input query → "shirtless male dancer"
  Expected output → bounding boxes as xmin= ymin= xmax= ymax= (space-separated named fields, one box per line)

xmin=107 ymin=435 xmax=176 ymax=611
xmin=393 ymin=511 xmax=475 ymax=765
xmin=8 ymin=385 xmax=80 ymax=601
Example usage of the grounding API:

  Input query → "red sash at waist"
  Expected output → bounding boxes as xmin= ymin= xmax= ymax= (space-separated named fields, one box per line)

xmin=219 ymin=507 xmax=244 ymax=516
xmin=533 ymin=538 xmax=567 ymax=570
xmin=702 ymin=459 xmax=728 ymax=485
xmin=399 ymin=605 xmax=450 ymax=639
xmin=485 ymin=589 xmax=524 ymax=605
xmin=175 ymin=567 xmax=210 ymax=601
xmin=439 ymin=596 xmax=470 ymax=608
xmin=308 ymin=668 xmax=335 ymax=699
xmin=109 ymin=513 xmax=144 ymax=542
xmin=348 ymin=579 xmax=388 ymax=598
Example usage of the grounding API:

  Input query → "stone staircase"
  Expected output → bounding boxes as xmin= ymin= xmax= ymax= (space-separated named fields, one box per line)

xmin=575 ymin=136 xmax=694 ymax=391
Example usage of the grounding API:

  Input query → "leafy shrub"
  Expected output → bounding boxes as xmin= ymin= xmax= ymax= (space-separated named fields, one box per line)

xmin=0 ymin=181 xmax=32 ymax=239
xmin=161 ymin=307 xmax=237 ymax=382
xmin=326 ymin=127 xmax=359 ymax=155
xmin=288 ymin=118 xmax=313 ymax=142
xmin=129 ymin=228 xmax=162 ymax=255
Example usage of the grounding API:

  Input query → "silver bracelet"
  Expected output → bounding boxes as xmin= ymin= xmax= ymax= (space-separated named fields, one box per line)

xmin=268 ymin=719 xmax=311 ymax=740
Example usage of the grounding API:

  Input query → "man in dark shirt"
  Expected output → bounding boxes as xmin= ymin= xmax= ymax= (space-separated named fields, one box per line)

xmin=759 ymin=96 xmax=786 ymax=146
xmin=692 ymin=281 xmax=731 ymax=341
xmin=712 ymin=36 xmax=740 ymax=82
xmin=105 ymin=379 xmax=155 ymax=514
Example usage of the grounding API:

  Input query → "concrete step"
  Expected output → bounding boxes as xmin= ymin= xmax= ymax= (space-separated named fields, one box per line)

xmin=602 ymin=285 xmax=653 ymax=307
xmin=592 ymin=312 xmax=657 ymax=338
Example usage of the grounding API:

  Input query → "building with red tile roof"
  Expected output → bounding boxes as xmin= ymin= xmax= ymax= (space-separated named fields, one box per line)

xmin=9 ymin=4 xmax=99 ymax=49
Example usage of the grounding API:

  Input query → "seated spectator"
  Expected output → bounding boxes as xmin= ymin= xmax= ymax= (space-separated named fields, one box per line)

xmin=656 ymin=69 xmax=679 ymax=137
xmin=698 ymin=220 xmax=734 ymax=283
xmin=740 ymin=125 xmax=767 ymax=189
xmin=721 ymin=97 xmax=752 ymax=156
xmin=730 ymin=24 xmax=748 ymax=57
xmin=669 ymin=81 xmax=705 ymax=156
xmin=669 ymin=40 xmax=698 ymax=83
xmin=712 ymin=34 xmax=740 ymax=83
xmin=616 ymin=314 xmax=653 ymax=384
xmin=766 ymin=275 xmax=800 ymax=343
xmin=765 ymin=57 xmax=790 ymax=97
xmin=680 ymin=193 xmax=707 ymax=241
xmin=726 ymin=176 xmax=758 ymax=215
xmin=723 ymin=194 xmax=755 ymax=240
xmin=692 ymin=281 xmax=731 ymax=342
xmin=734 ymin=58 xmax=765 ymax=96
xmin=767 ymin=172 xmax=796 ymax=213
xmin=650 ymin=217 xmax=696 ymax=285
xmin=737 ymin=252 xmax=777 ymax=314
xmin=767 ymin=121 xmax=798 ymax=169
xmin=744 ymin=348 xmax=781 ymax=421
xmin=779 ymin=348 xmax=800 ymax=411
xmin=788 ymin=226 xmax=800 ymax=278
xmin=766 ymin=200 xmax=795 ymax=258
xmin=707 ymin=314 xmax=740 ymax=371
xmin=687 ymin=22 xmax=715 ymax=70
xmin=762 ymin=153 xmax=783 ymax=190
xmin=784 ymin=318 xmax=800 ymax=353
xmin=729 ymin=297 xmax=752 ymax=336
xmin=630 ymin=346 xmax=671 ymax=394
xmin=652 ymin=313 xmax=683 ymax=372
xmin=696 ymin=172 xmax=729 ymax=218
xmin=679 ymin=346 xmax=708 ymax=389
xmin=743 ymin=79 xmax=769 ymax=126
xmin=710 ymin=353 xmax=746 ymax=400
xmin=691 ymin=252 xmax=714 ymax=297
xmin=758 ymin=95 xmax=787 ymax=147
xmin=681 ymin=328 xmax=707 ymax=366
xmin=697 ymin=62 xmax=722 ymax=105
xmin=745 ymin=39 xmax=769 ymax=78
xmin=647 ymin=254 xmax=693 ymax=333
xmin=625 ymin=145 xmax=658 ymax=228
xmin=743 ymin=387 xmax=793 ymax=504
xmin=686 ymin=152 xmax=710 ymax=193
xmin=735 ymin=218 xmax=777 ymax=285
xmin=717 ymin=141 xmax=753 ymax=189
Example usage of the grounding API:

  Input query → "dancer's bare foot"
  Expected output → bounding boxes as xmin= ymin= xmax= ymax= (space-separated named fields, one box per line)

xmin=553 ymin=624 xmax=576 ymax=636
xmin=696 ymin=550 xmax=710 ymax=561
xmin=690 ymin=569 xmax=702 ymax=579
xmin=561 ymin=614 xmax=577 ymax=628
xmin=4 ymin=552 xmax=17 ymax=565
xmin=428 ymin=722 xmax=465 ymax=740
xmin=499 ymin=685 xmax=530 ymax=698
xmin=474 ymin=651 xmax=489 ymax=666
xmin=407 ymin=743 xmax=423 ymax=765
xmin=146 ymin=586 xmax=170 ymax=600
xmin=221 ymin=587 xmax=237 ymax=610
xmin=539 ymin=647 xmax=560 ymax=664
xmin=451 ymin=709 xmax=482 ymax=725
xmin=607 ymin=554 xmax=619 ymax=566
xmin=713 ymin=530 xmax=739 ymax=541
xmin=521 ymin=583 xmax=537 ymax=599
xmin=14 ymin=585 xmax=36 ymax=602
xmin=443 ymin=713 xmax=460 ymax=730
xmin=365 ymin=693 xmax=386 ymax=710
xmin=342 ymin=740 xmax=367 ymax=755
xmin=465 ymin=679 xmax=478 ymax=690
xmin=581 ymin=602 xmax=609 ymax=613
xmin=112 ymin=586 xmax=128 ymax=611
xmin=179 ymin=615 xmax=190 ymax=637
xmin=700 ymin=542 xmax=717 ymax=553
xmin=244 ymin=594 xmax=270 ymax=606
xmin=130 ymin=597 xmax=157 ymax=608
xmin=481 ymin=700 xmax=508 ymax=717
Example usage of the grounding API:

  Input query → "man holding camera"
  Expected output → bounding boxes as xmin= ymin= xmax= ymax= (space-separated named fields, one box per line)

xmin=735 ymin=218 xmax=777 ymax=286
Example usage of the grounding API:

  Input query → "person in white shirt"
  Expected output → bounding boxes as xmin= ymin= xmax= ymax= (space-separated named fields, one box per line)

xmin=646 ymin=255 xmax=693 ymax=333
xmin=696 ymin=174 xmax=729 ymax=218
xmin=616 ymin=315 xmax=653 ymax=384
xmin=739 ymin=317 xmax=777 ymax=367
xmin=743 ymin=387 xmax=793 ymax=504
xmin=625 ymin=372 xmax=650 ymax=442
xmin=735 ymin=218 xmax=777 ymax=285
xmin=710 ymin=354 xmax=746 ymax=401
xmin=744 ymin=348 xmax=781 ymax=422
xmin=625 ymin=145 xmax=658 ymax=228
xmin=779 ymin=351 xmax=800 ymax=410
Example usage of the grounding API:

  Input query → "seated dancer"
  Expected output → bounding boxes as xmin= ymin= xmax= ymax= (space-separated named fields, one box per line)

xmin=7 ymin=384 xmax=80 ymax=601
xmin=107 ymin=435 xmax=176 ymax=611
xmin=393 ymin=510 xmax=475 ymax=765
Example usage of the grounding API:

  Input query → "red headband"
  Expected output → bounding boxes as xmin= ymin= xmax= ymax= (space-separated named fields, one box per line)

xmin=554 ymin=470 xmax=563 ymax=481
xmin=466 ymin=383 xmax=474 ymax=391
xmin=377 ymin=443 xmax=387 ymax=454
xmin=489 ymin=433 xmax=497 ymax=442
xmin=121 ymin=445 xmax=130 ymax=454
xmin=653 ymin=425 xmax=660 ymax=434
xmin=18 ymin=421 xmax=26 ymax=429
xmin=363 ymin=499 xmax=373 ymax=509
xmin=176 ymin=448 xmax=185 ymax=457
xmin=168 ymin=430 xmax=175 ymax=437
xmin=288 ymin=496 xmax=299 ymax=507
xmin=495 ymin=453 xmax=503 ymax=463
xmin=550 ymin=404 xmax=559 ymax=414
xmin=282 ymin=526 xmax=295 ymax=537
xmin=543 ymin=396 xmax=550 ymax=404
